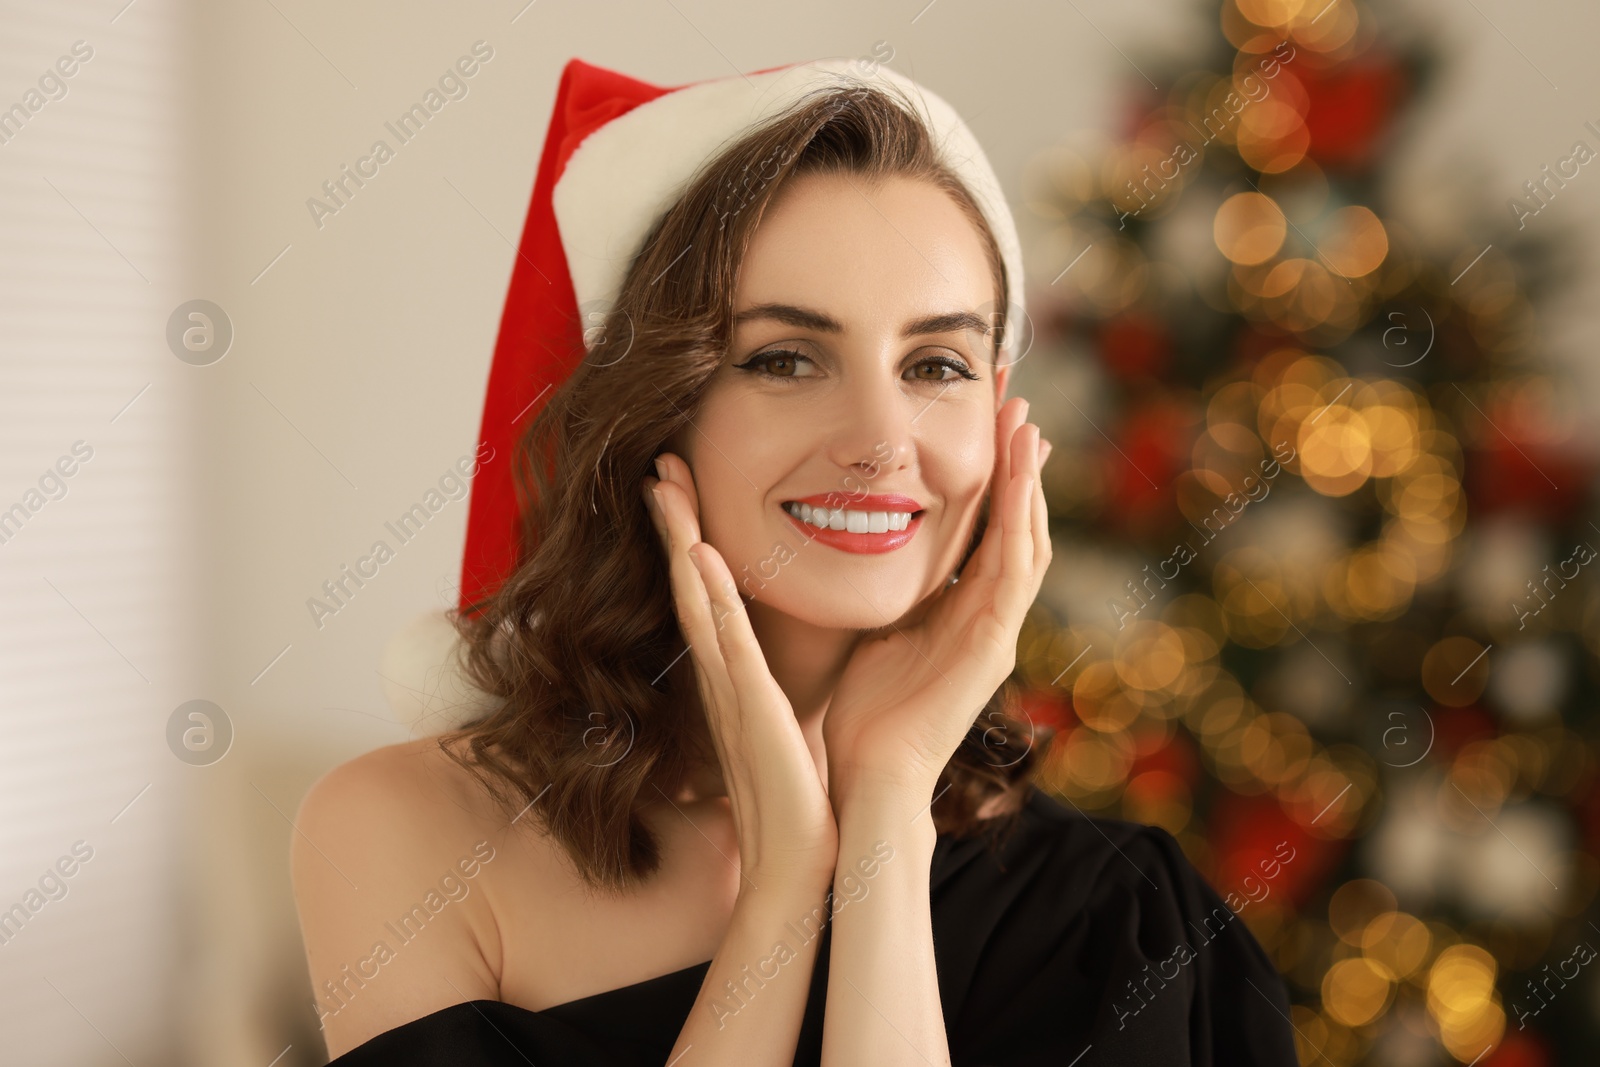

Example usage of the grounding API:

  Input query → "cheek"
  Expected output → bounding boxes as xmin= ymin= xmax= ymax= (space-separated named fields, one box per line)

xmin=918 ymin=414 xmax=993 ymax=573
xmin=684 ymin=393 xmax=780 ymax=549
xmin=922 ymin=409 xmax=993 ymax=499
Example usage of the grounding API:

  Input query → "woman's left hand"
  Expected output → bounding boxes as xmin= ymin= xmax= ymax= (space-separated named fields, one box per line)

xmin=822 ymin=397 xmax=1053 ymax=810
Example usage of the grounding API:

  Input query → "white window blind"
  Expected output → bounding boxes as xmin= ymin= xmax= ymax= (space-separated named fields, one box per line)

xmin=1 ymin=1 xmax=192 ymax=1063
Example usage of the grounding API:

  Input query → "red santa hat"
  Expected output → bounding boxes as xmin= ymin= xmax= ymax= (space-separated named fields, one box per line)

xmin=381 ymin=55 xmax=1027 ymax=728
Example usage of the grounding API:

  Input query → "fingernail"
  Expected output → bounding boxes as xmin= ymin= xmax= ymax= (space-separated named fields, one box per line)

xmin=653 ymin=456 xmax=666 ymax=480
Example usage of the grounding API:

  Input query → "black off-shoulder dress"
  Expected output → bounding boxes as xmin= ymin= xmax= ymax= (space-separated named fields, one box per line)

xmin=326 ymin=787 xmax=1301 ymax=1066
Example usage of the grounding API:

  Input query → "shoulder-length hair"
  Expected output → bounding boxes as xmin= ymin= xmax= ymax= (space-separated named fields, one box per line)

xmin=440 ymin=79 xmax=1044 ymax=892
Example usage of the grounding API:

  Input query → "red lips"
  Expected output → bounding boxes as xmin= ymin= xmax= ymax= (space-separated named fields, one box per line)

xmin=780 ymin=497 xmax=925 ymax=555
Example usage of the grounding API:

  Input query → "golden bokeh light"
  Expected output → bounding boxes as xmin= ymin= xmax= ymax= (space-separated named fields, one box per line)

xmin=1041 ymin=726 xmax=1136 ymax=802
xmin=1325 ymin=542 xmax=1417 ymax=622
xmin=1297 ymin=401 xmax=1374 ymax=496
xmin=1294 ymin=2 xmax=1358 ymax=52
xmin=1361 ymin=911 xmax=1432 ymax=979
xmin=1228 ymin=0 xmax=1360 ymax=53
xmin=1114 ymin=621 xmax=1189 ymax=692
xmin=1329 ymin=879 xmax=1399 ymax=946
xmin=1422 ymin=637 xmax=1491 ymax=707
xmin=1073 ymin=659 xmax=1143 ymax=733
xmin=1233 ymin=0 xmax=1310 ymax=29
xmin=1163 ymin=592 xmax=1228 ymax=645
xmin=1322 ymin=957 xmax=1395 ymax=1028
xmin=1214 ymin=191 xmax=1288 ymax=265
xmin=1205 ymin=444 xmax=1257 ymax=490
xmin=1448 ymin=739 xmax=1516 ymax=812
xmin=1237 ymin=100 xmax=1309 ymax=173
xmin=1206 ymin=380 xmax=1267 ymax=429
xmin=1322 ymin=206 xmax=1389 ymax=278
xmin=1427 ymin=944 xmax=1506 ymax=1058
xmin=1123 ymin=769 xmax=1194 ymax=834
xmin=1360 ymin=402 xmax=1421 ymax=479
xmin=1214 ymin=551 xmax=1296 ymax=648
xmin=1261 ymin=258 xmax=1338 ymax=330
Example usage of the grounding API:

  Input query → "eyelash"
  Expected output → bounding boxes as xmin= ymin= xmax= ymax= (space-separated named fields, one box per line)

xmin=734 ymin=349 xmax=981 ymax=385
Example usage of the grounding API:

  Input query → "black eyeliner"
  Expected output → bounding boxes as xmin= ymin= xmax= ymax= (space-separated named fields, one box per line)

xmin=734 ymin=349 xmax=980 ymax=383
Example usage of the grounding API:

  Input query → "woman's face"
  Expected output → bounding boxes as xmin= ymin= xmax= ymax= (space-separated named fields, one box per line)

xmin=676 ymin=170 xmax=1011 ymax=630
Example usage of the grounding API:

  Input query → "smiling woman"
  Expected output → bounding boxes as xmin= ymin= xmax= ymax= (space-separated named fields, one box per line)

xmin=290 ymin=56 xmax=1300 ymax=1067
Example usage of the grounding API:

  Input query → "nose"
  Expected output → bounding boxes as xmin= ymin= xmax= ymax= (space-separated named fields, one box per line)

xmin=825 ymin=366 xmax=915 ymax=478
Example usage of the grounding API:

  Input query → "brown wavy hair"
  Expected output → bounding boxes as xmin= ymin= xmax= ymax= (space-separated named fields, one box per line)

xmin=440 ymin=77 xmax=1046 ymax=892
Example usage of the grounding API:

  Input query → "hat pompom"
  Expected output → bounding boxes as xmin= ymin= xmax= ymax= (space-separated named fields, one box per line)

xmin=378 ymin=609 xmax=496 ymax=733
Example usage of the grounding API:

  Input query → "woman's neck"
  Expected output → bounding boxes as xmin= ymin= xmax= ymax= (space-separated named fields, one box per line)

xmin=748 ymin=598 xmax=862 ymax=720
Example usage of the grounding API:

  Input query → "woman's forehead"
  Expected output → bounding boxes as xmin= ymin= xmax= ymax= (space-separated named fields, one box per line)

xmin=733 ymin=173 xmax=996 ymax=330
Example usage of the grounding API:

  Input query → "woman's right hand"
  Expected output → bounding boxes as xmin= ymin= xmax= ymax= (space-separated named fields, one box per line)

xmin=643 ymin=453 xmax=839 ymax=887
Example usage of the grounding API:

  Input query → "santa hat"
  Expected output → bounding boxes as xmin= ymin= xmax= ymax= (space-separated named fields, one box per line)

xmin=379 ymin=56 xmax=1027 ymax=730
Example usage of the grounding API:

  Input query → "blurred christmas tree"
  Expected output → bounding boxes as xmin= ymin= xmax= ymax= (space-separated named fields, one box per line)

xmin=1009 ymin=0 xmax=1600 ymax=1062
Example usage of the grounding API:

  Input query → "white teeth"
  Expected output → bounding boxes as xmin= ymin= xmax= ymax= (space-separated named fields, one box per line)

xmin=784 ymin=501 xmax=915 ymax=533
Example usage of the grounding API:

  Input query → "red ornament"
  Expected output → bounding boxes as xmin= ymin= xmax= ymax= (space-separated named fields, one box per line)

xmin=1207 ymin=789 xmax=1345 ymax=909
xmin=1101 ymin=397 xmax=1196 ymax=530
xmin=1573 ymin=760 xmax=1600 ymax=862
xmin=1481 ymin=1028 xmax=1552 ymax=1067
xmin=1126 ymin=730 xmax=1202 ymax=789
xmin=1428 ymin=703 xmax=1497 ymax=762
xmin=1463 ymin=439 xmax=1590 ymax=523
xmin=1096 ymin=313 xmax=1171 ymax=381
xmin=1018 ymin=687 xmax=1077 ymax=733
xmin=1298 ymin=56 xmax=1405 ymax=170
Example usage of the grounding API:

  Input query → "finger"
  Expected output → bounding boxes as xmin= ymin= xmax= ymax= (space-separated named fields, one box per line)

xmin=688 ymin=542 xmax=792 ymax=729
xmin=992 ymin=398 xmax=1025 ymax=523
xmin=992 ymin=428 xmax=1039 ymax=634
xmin=655 ymin=451 xmax=701 ymax=523
xmin=655 ymin=455 xmax=718 ymax=671
xmin=968 ymin=401 xmax=1030 ymax=584
xmin=1011 ymin=413 xmax=1036 ymax=482
xmin=653 ymin=480 xmax=731 ymax=710
xmin=1032 ymin=439 xmax=1053 ymax=582
xmin=689 ymin=538 xmax=821 ymax=852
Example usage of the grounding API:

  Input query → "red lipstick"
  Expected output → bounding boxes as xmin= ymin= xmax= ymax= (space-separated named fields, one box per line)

xmin=779 ymin=493 xmax=925 ymax=555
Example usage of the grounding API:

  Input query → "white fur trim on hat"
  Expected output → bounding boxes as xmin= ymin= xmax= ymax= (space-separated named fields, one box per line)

xmin=551 ymin=57 xmax=1025 ymax=359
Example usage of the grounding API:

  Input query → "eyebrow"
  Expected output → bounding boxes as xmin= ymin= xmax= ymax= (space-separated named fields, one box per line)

xmin=732 ymin=302 xmax=990 ymax=339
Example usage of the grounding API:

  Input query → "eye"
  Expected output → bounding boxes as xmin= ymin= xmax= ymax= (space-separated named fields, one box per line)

xmin=733 ymin=348 xmax=816 ymax=383
xmin=907 ymin=353 xmax=981 ymax=383
xmin=732 ymin=348 xmax=983 ymax=385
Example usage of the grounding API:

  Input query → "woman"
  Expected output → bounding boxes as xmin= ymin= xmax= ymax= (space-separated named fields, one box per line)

xmin=292 ymin=56 xmax=1301 ymax=1066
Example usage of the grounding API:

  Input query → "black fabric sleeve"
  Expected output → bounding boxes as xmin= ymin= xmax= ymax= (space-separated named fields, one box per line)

xmin=1077 ymin=824 xmax=1301 ymax=1067
xmin=321 ymin=798 xmax=1303 ymax=1067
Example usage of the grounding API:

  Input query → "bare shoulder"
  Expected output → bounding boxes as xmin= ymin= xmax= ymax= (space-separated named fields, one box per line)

xmin=295 ymin=734 xmax=512 ymax=836
xmin=290 ymin=737 xmax=516 ymax=1059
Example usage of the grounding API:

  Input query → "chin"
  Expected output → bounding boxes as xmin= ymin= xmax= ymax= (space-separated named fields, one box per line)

xmin=749 ymin=573 xmax=934 ymax=631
